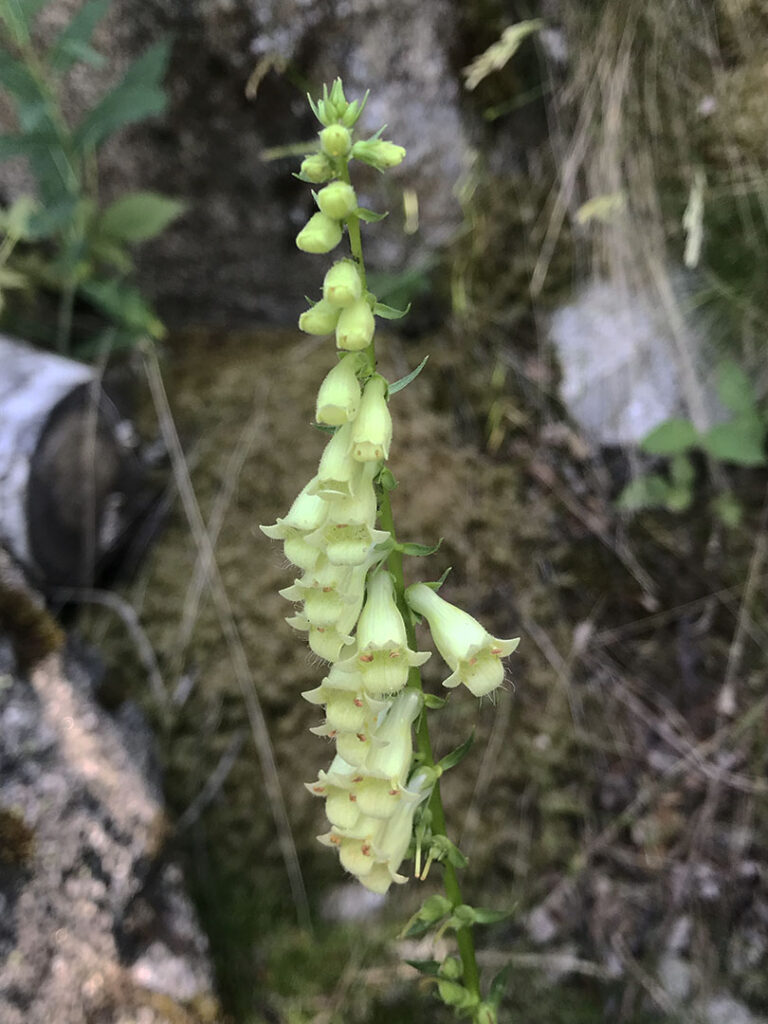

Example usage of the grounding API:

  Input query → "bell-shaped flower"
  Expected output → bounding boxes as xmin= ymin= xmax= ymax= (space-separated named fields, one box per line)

xmin=280 ymin=555 xmax=370 ymax=629
xmin=337 ymin=571 xmax=430 ymax=696
xmin=296 ymin=211 xmax=343 ymax=254
xmin=360 ymin=768 xmax=433 ymax=894
xmin=299 ymin=298 xmax=341 ymax=336
xmin=317 ymin=182 xmax=358 ymax=221
xmin=309 ymin=422 xmax=361 ymax=500
xmin=305 ymin=755 xmax=360 ymax=830
xmin=317 ymin=813 xmax=386 ymax=878
xmin=351 ymin=138 xmax=406 ymax=171
xmin=320 ymin=123 xmax=352 ymax=158
xmin=299 ymin=153 xmax=335 ymax=183
xmin=351 ymin=376 xmax=392 ymax=462
xmin=323 ymin=259 xmax=363 ymax=308
xmin=286 ymin=593 xmax=361 ymax=661
xmin=260 ymin=477 xmax=328 ymax=571
xmin=336 ymin=297 xmax=375 ymax=351
xmin=365 ymin=689 xmax=420 ymax=782
xmin=316 ymin=354 xmax=362 ymax=426
xmin=405 ymin=582 xmax=520 ymax=697
xmin=306 ymin=463 xmax=390 ymax=566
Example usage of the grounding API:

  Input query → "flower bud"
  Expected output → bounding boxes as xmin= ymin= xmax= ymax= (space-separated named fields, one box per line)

xmin=323 ymin=260 xmax=362 ymax=308
xmin=351 ymin=138 xmax=406 ymax=171
xmin=351 ymin=375 xmax=392 ymax=461
xmin=299 ymin=299 xmax=341 ymax=336
xmin=406 ymin=582 xmax=520 ymax=697
xmin=296 ymin=212 xmax=343 ymax=254
xmin=320 ymin=124 xmax=352 ymax=158
xmin=316 ymin=355 xmax=362 ymax=426
xmin=336 ymin=297 xmax=375 ymax=351
xmin=299 ymin=154 xmax=335 ymax=183
xmin=317 ymin=181 xmax=358 ymax=220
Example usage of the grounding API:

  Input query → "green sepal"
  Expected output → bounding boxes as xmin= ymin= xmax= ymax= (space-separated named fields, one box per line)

xmin=423 ymin=693 xmax=447 ymax=710
xmin=396 ymin=539 xmax=442 ymax=557
xmin=377 ymin=466 xmax=398 ymax=492
xmin=404 ymin=959 xmax=441 ymax=977
xmin=429 ymin=834 xmax=468 ymax=869
xmin=374 ymin=300 xmax=411 ymax=320
xmin=449 ymin=903 xmax=512 ymax=928
xmin=312 ymin=422 xmax=336 ymax=434
xmin=401 ymin=893 xmax=453 ymax=937
xmin=640 ymin=418 xmax=698 ymax=455
xmin=389 ymin=355 xmax=429 ymax=395
xmin=356 ymin=207 xmax=388 ymax=223
xmin=436 ymin=979 xmax=478 ymax=1011
xmin=437 ymin=732 xmax=474 ymax=773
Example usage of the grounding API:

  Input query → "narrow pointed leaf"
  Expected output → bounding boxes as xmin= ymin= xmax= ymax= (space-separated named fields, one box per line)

xmin=405 ymin=959 xmax=441 ymax=977
xmin=374 ymin=300 xmax=411 ymax=320
xmin=49 ymin=0 xmax=110 ymax=71
xmin=356 ymin=207 xmax=388 ymax=223
xmin=438 ymin=732 xmax=475 ymax=773
xmin=388 ymin=355 xmax=429 ymax=395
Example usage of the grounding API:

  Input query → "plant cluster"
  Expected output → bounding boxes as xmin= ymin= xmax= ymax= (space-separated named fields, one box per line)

xmin=0 ymin=0 xmax=183 ymax=357
xmin=260 ymin=79 xmax=520 ymax=1021
xmin=618 ymin=360 xmax=767 ymax=524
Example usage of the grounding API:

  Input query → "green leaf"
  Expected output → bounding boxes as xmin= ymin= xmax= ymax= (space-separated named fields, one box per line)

xmin=438 ymin=732 xmax=475 ymax=773
xmin=355 ymin=207 xmax=388 ymax=223
xmin=467 ymin=905 xmax=512 ymax=925
xmin=641 ymin=418 xmax=699 ymax=455
xmin=423 ymin=693 xmax=447 ymax=710
xmin=388 ymin=355 xmax=429 ymax=395
xmin=80 ymin=276 xmax=165 ymax=337
xmin=73 ymin=41 xmax=170 ymax=151
xmin=670 ymin=453 xmax=695 ymax=487
xmin=489 ymin=965 xmax=513 ymax=1007
xmin=617 ymin=474 xmax=671 ymax=512
xmin=421 ymin=566 xmax=452 ymax=592
xmin=712 ymin=492 xmax=742 ymax=528
xmin=702 ymin=418 xmax=766 ymax=466
xmin=98 ymin=191 xmax=185 ymax=243
xmin=373 ymin=300 xmax=411 ymax=320
xmin=716 ymin=360 xmax=756 ymax=416
xmin=664 ymin=485 xmax=692 ymax=513
xmin=429 ymin=834 xmax=468 ymax=869
xmin=404 ymin=959 xmax=441 ymax=977
xmin=49 ymin=1 xmax=109 ymax=71
xmin=22 ymin=195 xmax=83 ymax=239
xmin=397 ymin=539 xmax=442 ymax=557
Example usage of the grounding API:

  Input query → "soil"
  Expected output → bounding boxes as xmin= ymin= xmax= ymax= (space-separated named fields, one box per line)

xmin=87 ymin=324 xmax=768 ymax=1024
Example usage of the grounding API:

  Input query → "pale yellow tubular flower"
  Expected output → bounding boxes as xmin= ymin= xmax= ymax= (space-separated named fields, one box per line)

xmin=351 ymin=375 xmax=392 ymax=462
xmin=323 ymin=259 xmax=363 ymax=308
xmin=361 ymin=767 xmax=434 ymax=894
xmin=296 ymin=211 xmax=343 ymax=253
xmin=405 ymin=582 xmax=520 ymax=697
xmin=260 ymin=477 xmax=329 ymax=571
xmin=336 ymin=571 xmax=430 ymax=697
xmin=299 ymin=298 xmax=341 ymax=336
xmin=306 ymin=463 xmax=390 ymax=566
xmin=335 ymin=297 xmax=375 ymax=351
xmin=315 ymin=354 xmax=362 ymax=426
xmin=309 ymin=422 xmax=363 ymax=500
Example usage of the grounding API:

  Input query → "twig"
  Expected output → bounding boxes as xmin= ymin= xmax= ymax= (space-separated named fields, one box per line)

xmin=175 ymin=729 xmax=246 ymax=832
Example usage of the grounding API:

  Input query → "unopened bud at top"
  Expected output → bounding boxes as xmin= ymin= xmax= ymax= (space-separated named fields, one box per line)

xmin=317 ymin=181 xmax=358 ymax=220
xmin=320 ymin=124 xmax=352 ymax=158
xmin=299 ymin=154 xmax=335 ymax=183
xmin=323 ymin=260 xmax=362 ymax=308
xmin=296 ymin=212 xmax=343 ymax=254
xmin=351 ymin=138 xmax=406 ymax=171
xmin=316 ymin=355 xmax=362 ymax=426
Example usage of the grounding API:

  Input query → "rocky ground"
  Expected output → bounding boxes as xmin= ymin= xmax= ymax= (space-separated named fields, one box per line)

xmin=73 ymin=324 xmax=768 ymax=1023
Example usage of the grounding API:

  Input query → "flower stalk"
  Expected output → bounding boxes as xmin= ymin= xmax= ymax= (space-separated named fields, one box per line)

xmin=260 ymin=77 xmax=519 ymax=1023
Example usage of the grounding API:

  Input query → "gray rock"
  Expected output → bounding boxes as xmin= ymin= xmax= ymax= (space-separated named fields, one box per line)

xmin=2 ymin=0 xmax=468 ymax=327
xmin=0 ymin=620 xmax=217 ymax=1023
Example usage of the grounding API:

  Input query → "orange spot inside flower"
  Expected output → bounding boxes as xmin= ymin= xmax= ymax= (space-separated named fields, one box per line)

xmin=468 ymin=656 xmax=477 ymax=665
xmin=361 ymin=843 xmax=371 ymax=856
xmin=353 ymin=698 xmax=363 ymax=707
xmin=389 ymin=650 xmax=401 ymax=659
xmin=353 ymin=775 xmax=364 ymax=783
xmin=359 ymin=653 xmax=374 ymax=663
xmin=329 ymin=834 xmax=342 ymax=845
xmin=490 ymin=646 xmax=502 ymax=656
xmin=312 ymin=785 xmax=325 ymax=794
xmin=389 ymin=788 xmax=399 ymax=796
xmin=349 ymin=793 xmax=357 ymax=802
xmin=356 ymin=733 xmax=366 ymax=742
xmin=322 ymin=586 xmax=333 ymax=592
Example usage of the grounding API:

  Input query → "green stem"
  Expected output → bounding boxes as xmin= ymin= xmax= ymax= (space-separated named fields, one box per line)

xmin=379 ymin=489 xmax=482 ymax=1002
xmin=340 ymin=146 xmax=482 ymax=1012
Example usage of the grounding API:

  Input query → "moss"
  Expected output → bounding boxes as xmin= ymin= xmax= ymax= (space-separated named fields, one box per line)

xmin=0 ymin=805 xmax=35 ymax=866
xmin=0 ymin=579 xmax=64 ymax=671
